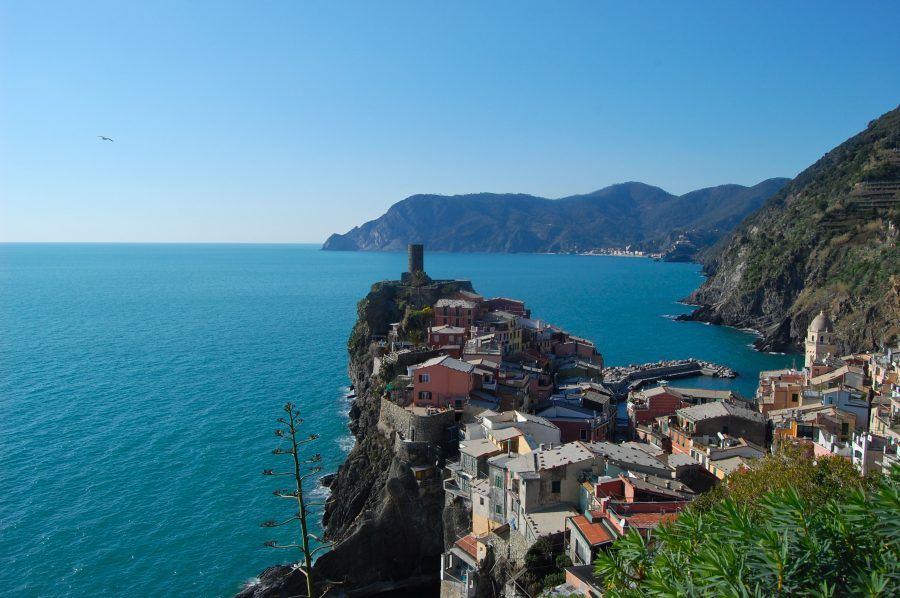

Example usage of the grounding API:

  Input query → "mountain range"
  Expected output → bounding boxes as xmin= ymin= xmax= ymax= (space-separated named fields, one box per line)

xmin=322 ymin=179 xmax=790 ymax=258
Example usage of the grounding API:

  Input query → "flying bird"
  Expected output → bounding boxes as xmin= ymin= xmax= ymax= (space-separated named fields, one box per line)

xmin=98 ymin=136 xmax=114 ymax=142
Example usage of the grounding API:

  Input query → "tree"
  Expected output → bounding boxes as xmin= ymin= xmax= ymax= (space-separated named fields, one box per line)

xmin=690 ymin=442 xmax=880 ymax=513
xmin=595 ymin=465 xmax=900 ymax=597
xmin=262 ymin=402 xmax=331 ymax=597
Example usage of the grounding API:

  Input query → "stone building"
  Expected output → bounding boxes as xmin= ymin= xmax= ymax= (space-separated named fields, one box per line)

xmin=805 ymin=311 xmax=839 ymax=369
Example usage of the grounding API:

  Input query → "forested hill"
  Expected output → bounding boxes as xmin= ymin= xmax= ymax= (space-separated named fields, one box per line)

xmin=686 ymin=106 xmax=900 ymax=352
xmin=322 ymin=179 xmax=788 ymax=258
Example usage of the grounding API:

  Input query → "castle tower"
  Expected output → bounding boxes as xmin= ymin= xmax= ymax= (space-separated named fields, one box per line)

xmin=401 ymin=244 xmax=426 ymax=284
xmin=408 ymin=243 xmax=424 ymax=274
xmin=805 ymin=311 xmax=838 ymax=369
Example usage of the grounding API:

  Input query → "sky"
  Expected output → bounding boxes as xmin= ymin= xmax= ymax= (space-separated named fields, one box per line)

xmin=1 ymin=1 xmax=898 ymax=243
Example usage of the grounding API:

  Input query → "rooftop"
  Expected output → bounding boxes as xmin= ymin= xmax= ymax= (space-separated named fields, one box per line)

xmin=533 ymin=442 xmax=596 ymax=470
xmin=625 ymin=473 xmax=695 ymax=498
xmin=412 ymin=354 xmax=475 ymax=373
xmin=522 ymin=502 xmax=578 ymax=537
xmin=435 ymin=298 xmax=479 ymax=309
xmin=710 ymin=455 xmax=751 ymax=475
xmin=666 ymin=453 xmax=700 ymax=468
xmin=677 ymin=400 xmax=765 ymax=423
xmin=454 ymin=534 xmax=478 ymax=560
xmin=429 ymin=325 xmax=467 ymax=334
xmin=569 ymin=514 xmax=615 ymax=547
xmin=460 ymin=438 xmax=502 ymax=459
xmin=536 ymin=404 xmax=599 ymax=420
xmin=582 ymin=441 xmax=670 ymax=471
xmin=488 ymin=427 xmax=523 ymax=441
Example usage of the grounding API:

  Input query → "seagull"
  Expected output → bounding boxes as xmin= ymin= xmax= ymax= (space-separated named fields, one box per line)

xmin=98 ymin=136 xmax=114 ymax=142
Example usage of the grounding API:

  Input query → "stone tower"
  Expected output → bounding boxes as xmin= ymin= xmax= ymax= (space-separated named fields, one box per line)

xmin=408 ymin=243 xmax=424 ymax=274
xmin=805 ymin=311 xmax=838 ymax=369
xmin=401 ymin=244 xmax=426 ymax=283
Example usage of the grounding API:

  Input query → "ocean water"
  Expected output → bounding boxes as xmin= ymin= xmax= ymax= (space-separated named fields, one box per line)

xmin=0 ymin=244 xmax=792 ymax=597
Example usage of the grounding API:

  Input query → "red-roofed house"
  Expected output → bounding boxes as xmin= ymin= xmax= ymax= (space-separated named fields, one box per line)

xmin=566 ymin=513 xmax=615 ymax=565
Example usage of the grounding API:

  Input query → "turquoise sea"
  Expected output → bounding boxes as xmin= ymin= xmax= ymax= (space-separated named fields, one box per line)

xmin=0 ymin=244 xmax=793 ymax=597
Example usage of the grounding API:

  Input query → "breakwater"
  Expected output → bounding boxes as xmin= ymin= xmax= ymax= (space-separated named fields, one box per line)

xmin=603 ymin=359 xmax=737 ymax=394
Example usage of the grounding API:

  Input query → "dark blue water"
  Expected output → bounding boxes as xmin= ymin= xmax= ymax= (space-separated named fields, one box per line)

xmin=0 ymin=244 xmax=792 ymax=596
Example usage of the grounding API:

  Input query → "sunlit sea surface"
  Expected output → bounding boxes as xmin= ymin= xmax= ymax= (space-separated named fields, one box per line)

xmin=0 ymin=244 xmax=793 ymax=596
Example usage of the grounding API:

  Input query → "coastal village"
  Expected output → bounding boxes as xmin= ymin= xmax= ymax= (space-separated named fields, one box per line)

xmin=358 ymin=246 xmax=900 ymax=598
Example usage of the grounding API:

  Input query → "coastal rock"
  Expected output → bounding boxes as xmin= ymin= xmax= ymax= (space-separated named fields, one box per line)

xmin=686 ymin=106 xmax=900 ymax=352
xmin=240 ymin=278 xmax=474 ymax=597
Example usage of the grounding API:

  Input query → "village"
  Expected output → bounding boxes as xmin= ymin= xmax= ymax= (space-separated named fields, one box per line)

xmin=364 ymin=246 xmax=900 ymax=598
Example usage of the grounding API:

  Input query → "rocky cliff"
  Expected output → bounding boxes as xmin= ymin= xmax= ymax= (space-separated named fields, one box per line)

xmin=685 ymin=106 xmax=900 ymax=352
xmin=239 ymin=278 xmax=474 ymax=597
xmin=322 ymin=179 xmax=788 ymax=259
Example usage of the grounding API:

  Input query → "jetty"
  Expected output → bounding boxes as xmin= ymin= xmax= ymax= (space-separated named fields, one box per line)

xmin=603 ymin=358 xmax=736 ymax=394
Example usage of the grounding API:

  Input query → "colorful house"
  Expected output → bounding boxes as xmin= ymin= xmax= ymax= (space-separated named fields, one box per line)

xmin=409 ymin=355 xmax=475 ymax=408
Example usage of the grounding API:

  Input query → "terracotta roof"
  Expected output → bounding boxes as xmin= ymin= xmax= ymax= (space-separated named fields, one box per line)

xmin=455 ymin=534 xmax=478 ymax=560
xmin=569 ymin=515 xmax=615 ymax=546
xmin=625 ymin=511 xmax=679 ymax=529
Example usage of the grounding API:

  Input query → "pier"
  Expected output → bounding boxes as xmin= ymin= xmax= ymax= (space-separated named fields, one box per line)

xmin=603 ymin=359 xmax=736 ymax=395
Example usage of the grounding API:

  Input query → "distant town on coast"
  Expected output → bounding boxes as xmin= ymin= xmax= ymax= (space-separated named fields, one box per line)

xmin=3 ymin=3 xmax=899 ymax=598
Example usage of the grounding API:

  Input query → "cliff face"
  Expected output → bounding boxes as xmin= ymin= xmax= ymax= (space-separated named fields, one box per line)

xmin=686 ymin=106 xmax=900 ymax=352
xmin=322 ymin=179 xmax=788 ymax=258
xmin=239 ymin=278 xmax=474 ymax=597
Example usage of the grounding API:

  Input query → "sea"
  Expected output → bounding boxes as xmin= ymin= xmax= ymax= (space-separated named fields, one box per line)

xmin=0 ymin=244 xmax=793 ymax=597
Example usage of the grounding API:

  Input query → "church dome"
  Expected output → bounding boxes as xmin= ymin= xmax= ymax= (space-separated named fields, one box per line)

xmin=809 ymin=311 xmax=833 ymax=333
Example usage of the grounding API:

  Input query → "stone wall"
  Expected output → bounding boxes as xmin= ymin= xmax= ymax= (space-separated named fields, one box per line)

xmin=379 ymin=397 xmax=457 ymax=446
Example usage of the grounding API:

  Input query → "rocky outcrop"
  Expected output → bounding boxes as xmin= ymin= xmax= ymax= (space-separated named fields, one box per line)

xmin=239 ymin=278 xmax=474 ymax=597
xmin=684 ymin=106 xmax=900 ymax=352
xmin=322 ymin=179 xmax=788 ymax=257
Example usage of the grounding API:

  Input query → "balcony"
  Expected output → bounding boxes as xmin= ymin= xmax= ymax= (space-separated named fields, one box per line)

xmin=444 ymin=477 xmax=470 ymax=499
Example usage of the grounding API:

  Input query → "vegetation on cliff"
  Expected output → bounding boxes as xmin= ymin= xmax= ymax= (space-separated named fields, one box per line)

xmin=596 ymin=449 xmax=897 ymax=597
xmin=688 ymin=106 xmax=900 ymax=351
xmin=323 ymin=179 xmax=788 ymax=258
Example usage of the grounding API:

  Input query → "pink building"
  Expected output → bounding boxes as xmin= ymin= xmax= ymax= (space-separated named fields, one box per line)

xmin=409 ymin=355 xmax=475 ymax=409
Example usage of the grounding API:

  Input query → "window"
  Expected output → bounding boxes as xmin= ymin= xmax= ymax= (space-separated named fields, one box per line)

xmin=479 ymin=497 xmax=484 ymax=506
xmin=418 ymin=374 xmax=430 ymax=383
xmin=580 ymin=429 xmax=588 ymax=440
xmin=551 ymin=480 xmax=561 ymax=493
xmin=419 ymin=391 xmax=432 ymax=401
xmin=791 ymin=393 xmax=799 ymax=403
xmin=494 ymin=505 xmax=502 ymax=515
xmin=494 ymin=475 xmax=503 ymax=489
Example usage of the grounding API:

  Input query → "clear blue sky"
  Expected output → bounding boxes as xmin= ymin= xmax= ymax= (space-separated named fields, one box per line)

xmin=1 ymin=1 xmax=898 ymax=243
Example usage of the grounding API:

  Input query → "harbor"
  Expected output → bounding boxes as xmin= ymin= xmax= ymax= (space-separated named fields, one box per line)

xmin=603 ymin=359 xmax=737 ymax=394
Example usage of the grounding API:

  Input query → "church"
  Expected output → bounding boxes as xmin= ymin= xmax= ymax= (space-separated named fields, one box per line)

xmin=804 ymin=311 xmax=839 ymax=370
